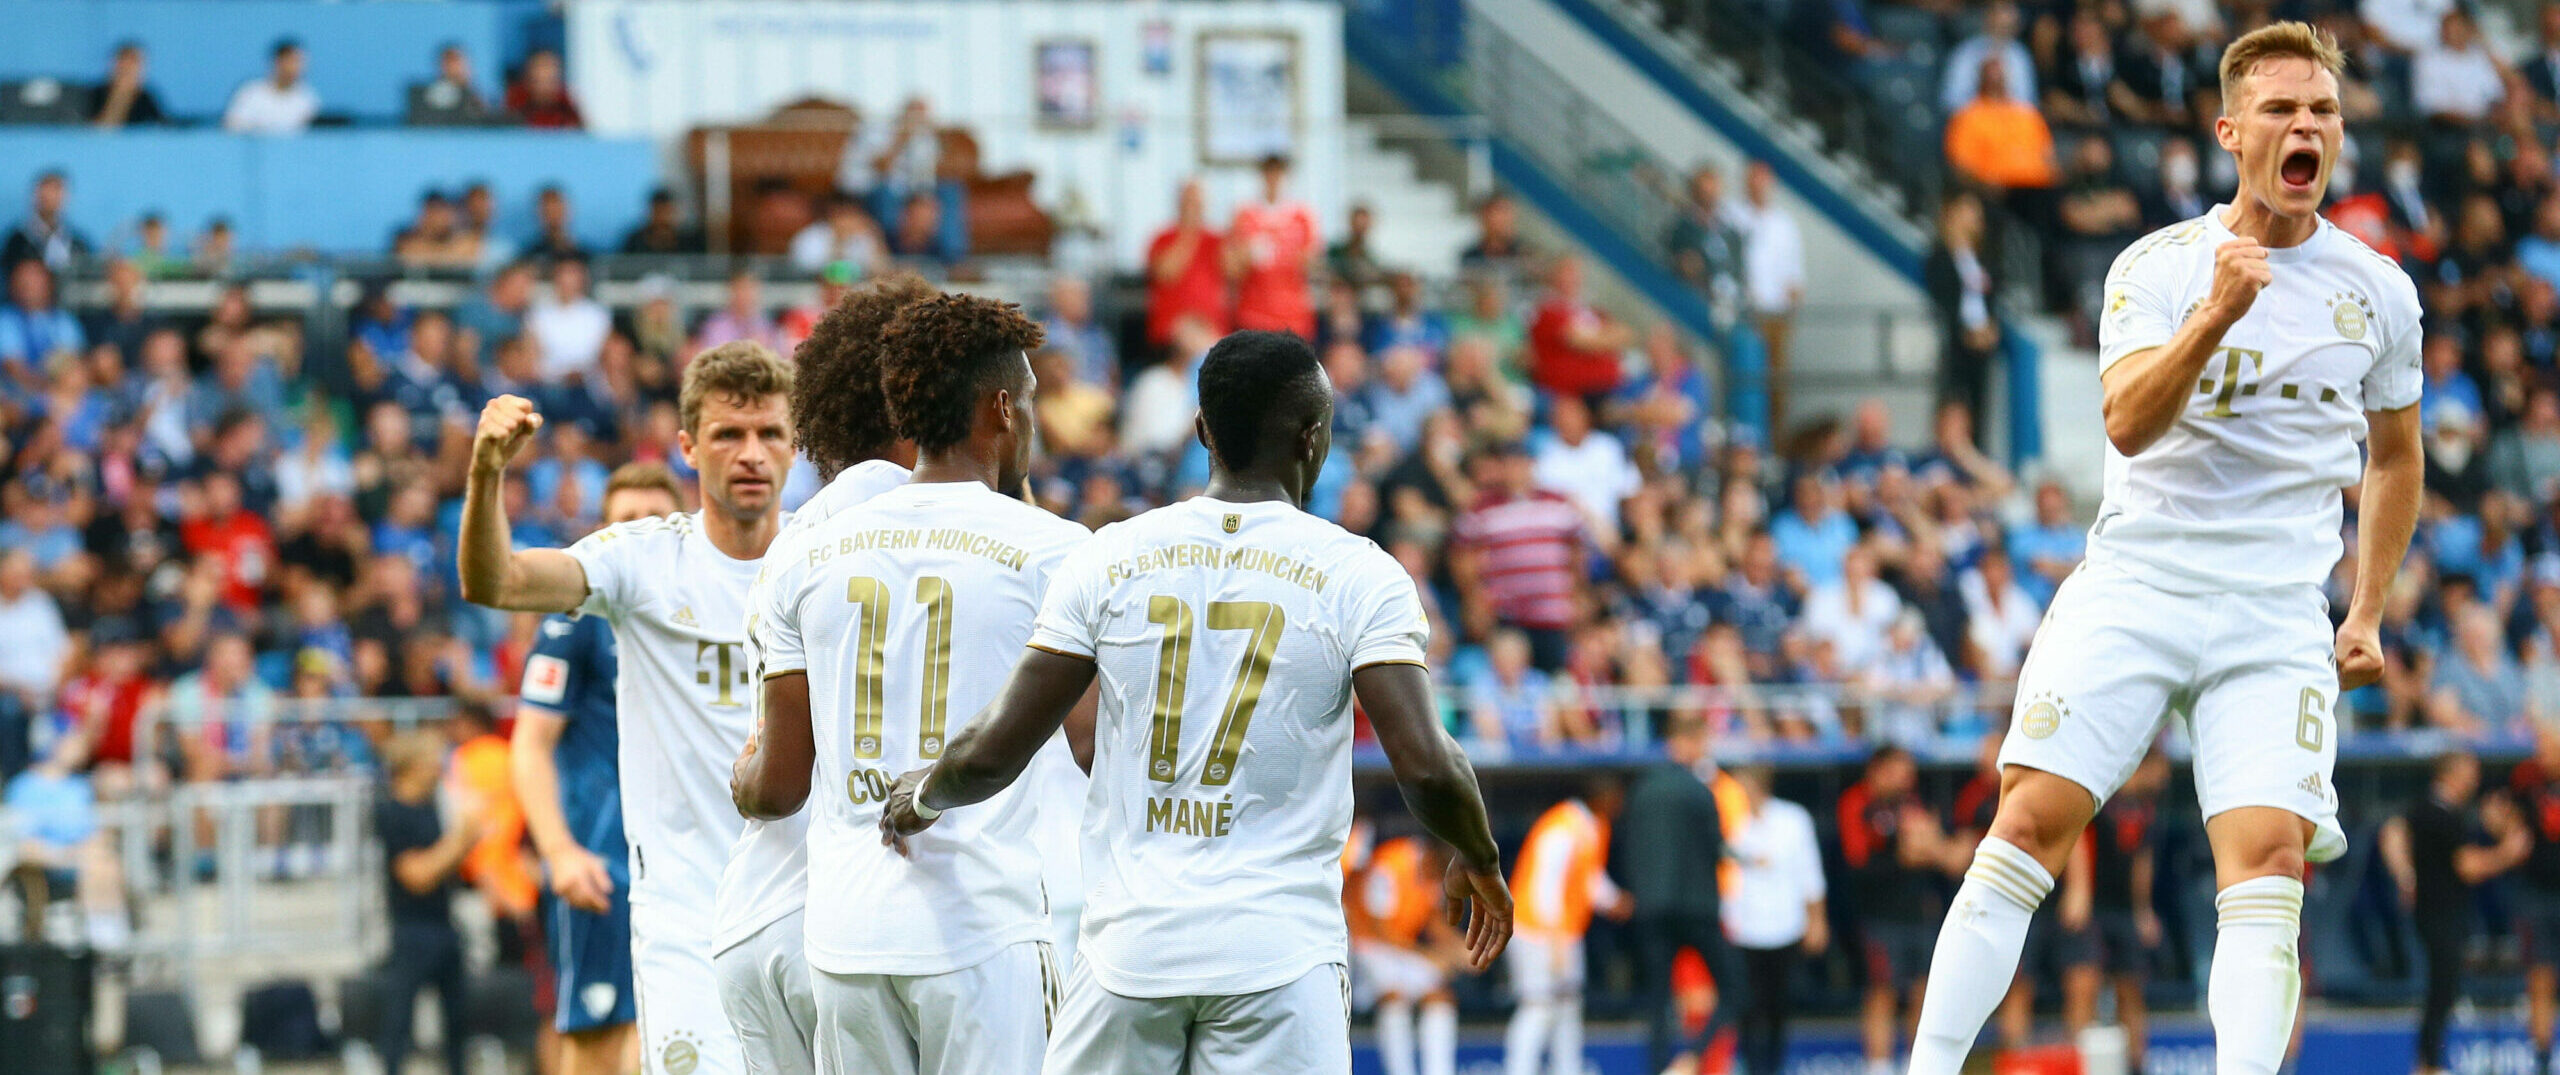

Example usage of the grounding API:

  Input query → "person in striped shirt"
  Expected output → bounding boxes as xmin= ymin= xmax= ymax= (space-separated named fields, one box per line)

xmin=1503 ymin=780 xmax=1630 ymax=1075
xmin=1452 ymin=440 xmax=1591 ymax=673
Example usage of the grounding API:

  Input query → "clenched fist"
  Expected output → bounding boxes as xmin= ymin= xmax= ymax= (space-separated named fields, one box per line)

xmin=2203 ymin=237 xmax=2272 ymax=324
xmin=472 ymin=394 xmax=544 ymax=475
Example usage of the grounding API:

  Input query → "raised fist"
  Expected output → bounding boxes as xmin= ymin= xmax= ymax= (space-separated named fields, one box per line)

xmin=471 ymin=394 xmax=544 ymax=474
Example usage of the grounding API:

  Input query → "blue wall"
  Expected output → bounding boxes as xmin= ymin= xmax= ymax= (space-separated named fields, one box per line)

xmin=1 ymin=1 xmax=529 ymax=122
xmin=7 ymin=130 xmax=658 ymax=254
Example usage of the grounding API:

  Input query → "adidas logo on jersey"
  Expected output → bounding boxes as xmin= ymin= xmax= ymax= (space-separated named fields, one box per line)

xmin=672 ymin=605 xmax=698 ymax=627
xmin=2298 ymin=772 xmax=2325 ymax=797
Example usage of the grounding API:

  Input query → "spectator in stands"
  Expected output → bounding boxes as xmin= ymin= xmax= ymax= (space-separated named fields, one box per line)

xmin=2525 ymin=3 xmax=2560 ymax=120
xmin=1030 ymin=347 xmax=1114 ymax=461
xmin=787 ymin=192 xmax=886 ymax=275
xmin=1362 ymin=345 xmax=1448 ymax=459
xmin=1617 ymin=325 xmax=1714 ymax=475
xmin=83 ymin=258 xmax=153 ymax=369
xmin=1460 ymin=191 xmax=1536 ymax=277
xmin=2056 ymin=135 xmax=2144 ymax=309
xmin=2381 ymin=750 xmax=2530 ymax=1075
xmin=1771 ymin=470 xmax=1855 ymax=590
xmin=1941 ymin=1 xmax=2036 ymax=113
xmin=1729 ymin=161 xmax=1804 ymax=426
xmin=1801 ymin=542 xmax=1902 ymax=678
xmin=2115 ymin=10 xmax=2211 ymax=129
xmin=1793 ymin=0 xmax=1890 ymax=82
xmin=2412 ymin=9 xmax=2510 ymax=126
xmin=1923 ymin=192 xmax=2004 ymax=433
xmin=5 ymin=729 xmax=129 ymax=950
xmin=1946 ymin=59 xmax=2058 ymax=198
xmin=2364 ymin=0 xmax=2461 ymax=54
xmin=2042 ymin=12 xmax=2120 ymax=127
xmin=2494 ymin=387 xmax=2560 ymax=504
xmin=530 ymin=255 xmax=609 ymax=384
xmin=91 ymin=42 xmax=163 ymax=129
xmin=690 ymin=267 xmax=784 ymax=358
xmin=1615 ymin=712 xmax=1744 ymax=1075
xmin=505 ymin=48 xmax=583 ymax=129
xmin=1121 ymin=315 xmax=1211 ymax=458
xmin=2432 ymin=604 xmax=2528 ymax=736
xmin=841 ymin=96 xmax=964 ymax=260
xmin=457 ymin=261 xmax=536 ymax=364
xmin=414 ymin=43 xmax=494 ymax=125
xmin=1862 ymin=611 xmax=1959 ymax=745
xmin=2142 ymin=137 xmax=2212 ymax=230
xmin=1454 ymin=440 xmax=1588 ymax=672
xmin=1528 ymin=256 xmax=1633 ymax=400
xmin=374 ymin=729 xmax=480 ymax=1075
xmin=1038 ymin=274 xmax=1117 ymax=393
xmin=1144 ymin=179 xmax=1229 ymax=350
xmin=192 ymin=216 xmax=234 ymax=276
xmin=458 ymin=182 xmax=513 ymax=266
xmin=222 ymin=38 xmax=319 ymax=135
xmin=1960 ymin=543 xmax=2042 ymax=680
xmin=1328 ymin=203 xmax=1386 ymax=290
xmin=1227 ymin=154 xmax=1320 ymax=339
xmin=0 ymin=260 xmax=83 ymax=397
xmin=3 ymin=171 xmax=87 ymax=273
xmin=128 ymin=212 xmax=179 ymax=278
xmin=620 ymin=187 xmax=702 ymax=255
xmin=525 ymin=185 xmax=584 ymax=261
xmin=1369 ymin=272 xmax=1449 ymax=363
xmin=1467 ymin=629 xmax=1563 ymax=749
xmin=0 ymin=549 xmax=66 ymax=778
xmin=392 ymin=190 xmax=481 ymax=270
xmin=1533 ymin=394 xmax=1638 ymax=536
xmin=1666 ymin=164 xmax=1748 ymax=329
xmin=2009 ymin=480 xmax=2085 ymax=604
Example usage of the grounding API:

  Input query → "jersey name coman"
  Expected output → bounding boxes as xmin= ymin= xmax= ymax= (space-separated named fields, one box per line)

xmin=714 ymin=459 xmax=909 ymax=954
xmin=753 ymin=480 xmax=1088 ymax=977
xmin=564 ymin=510 xmax=769 ymax=915
xmin=1027 ymin=496 xmax=1430 ymax=998
xmin=2093 ymin=205 xmax=2422 ymax=592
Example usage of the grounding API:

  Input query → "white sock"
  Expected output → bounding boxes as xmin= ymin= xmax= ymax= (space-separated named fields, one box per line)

xmin=1379 ymin=996 xmax=1417 ymax=1075
xmin=1504 ymin=997 xmax=1554 ymax=1075
xmin=1908 ymin=837 xmax=2055 ymax=1075
xmin=2209 ymin=876 xmax=2304 ymax=1075
xmin=1867 ymin=1061 xmax=1897 ymax=1075
xmin=1421 ymin=998 xmax=1458 ymax=1075
xmin=1552 ymin=995 xmax=1582 ymax=1075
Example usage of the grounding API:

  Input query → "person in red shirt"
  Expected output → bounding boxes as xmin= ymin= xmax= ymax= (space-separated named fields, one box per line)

xmin=179 ymin=471 xmax=275 ymax=615
xmin=505 ymin=48 xmax=582 ymax=129
xmin=55 ymin=621 xmax=156 ymax=793
xmin=1225 ymin=154 xmax=1319 ymax=339
xmin=1144 ymin=179 xmax=1229 ymax=349
xmin=1529 ymin=256 xmax=1635 ymax=401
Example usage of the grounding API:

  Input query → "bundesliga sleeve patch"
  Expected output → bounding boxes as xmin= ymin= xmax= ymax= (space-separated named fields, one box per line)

xmin=523 ymin=654 xmax=570 ymax=705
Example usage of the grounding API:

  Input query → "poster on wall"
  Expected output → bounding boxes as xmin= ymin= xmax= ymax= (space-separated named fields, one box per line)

xmin=1035 ymin=37 xmax=1098 ymax=129
xmin=1195 ymin=29 xmax=1299 ymax=165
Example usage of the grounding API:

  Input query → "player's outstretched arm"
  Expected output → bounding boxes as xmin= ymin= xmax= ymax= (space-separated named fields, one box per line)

xmin=457 ymin=395 xmax=591 ymax=612
xmin=1356 ymin=661 xmax=1511 ymax=970
xmin=2339 ymin=404 xmax=2422 ymax=690
xmin=2101 ymin=238 xmax=2268 ymax=456
xmin=733 ymin=672 xmax=816 ymax=820
xmin=882 ymin=648 xmax=1098 ymax=845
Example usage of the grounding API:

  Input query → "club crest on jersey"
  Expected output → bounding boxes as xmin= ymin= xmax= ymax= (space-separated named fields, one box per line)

xmin=2020 ymin=693 xmax=2071 ymax=739
xmin=2327 ymin=291 xmax=2372 ymax=341
xmin=661 ymin=1030 xmax=701 ymax=1075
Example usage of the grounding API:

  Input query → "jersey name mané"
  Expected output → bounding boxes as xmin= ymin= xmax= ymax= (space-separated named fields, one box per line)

xmin=1026 ymin=497 xmax=1430 ymax=997
xmin=2093 ymin=206 xmax=2422 ymax=592
xmin=715 ymin=459 xmax=909 ymax=953
xmin=754 ymin=480 xmax=1088 ymax=976
xmin=564 ymin=510 xmax=767 ymax=916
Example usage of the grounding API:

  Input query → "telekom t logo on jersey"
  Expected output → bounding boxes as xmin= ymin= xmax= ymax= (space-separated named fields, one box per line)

xmin=2197 ymin=346 xmax=2343 ymax=418
xmin=695 ymin=641 xmax=749 ymax=706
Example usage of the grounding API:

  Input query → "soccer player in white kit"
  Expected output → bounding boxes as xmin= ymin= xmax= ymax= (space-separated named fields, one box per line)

xmin=883 ymin=330 xmax=1514 ymax=1075
xmin=712 ymin=274 xmax=937 ymax=1075
xmin=734 ymin=293 xmax=1086 ymax=1075
xmin=459 ymin=344 xmax=799 ymax=1075
xmin=1903 ymin=23 xmax=2423 ymax=1075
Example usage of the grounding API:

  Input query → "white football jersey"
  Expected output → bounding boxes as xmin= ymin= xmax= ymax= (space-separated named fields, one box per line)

xmin=565 ymin=511 xmax=768 ymax=916
xmin=2093 ymin=206 xmax=2422 ymax=593
xmin=754 ymin=480 xmax=1088 ymax=977
xmin=1027 ymin=497 xmax=1430 ymax=998
xmin=714 ymin=459 xmax=910 ymax=953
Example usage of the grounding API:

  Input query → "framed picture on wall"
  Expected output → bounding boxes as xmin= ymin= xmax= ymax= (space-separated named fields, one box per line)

xmin=1195 ymin=29 xmax=1299 ymax=165
xmin=1035 ymin=37 xmax=1099 ymax=130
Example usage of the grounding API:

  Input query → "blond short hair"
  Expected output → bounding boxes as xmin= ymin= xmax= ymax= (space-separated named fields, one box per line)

xmin=603 ymin=461 xmax=682 ymax=506
xmin=679 ymin=340 xmax=794 ymax=433
xmin=2219 ymin=20 xmax=2347 ymax=113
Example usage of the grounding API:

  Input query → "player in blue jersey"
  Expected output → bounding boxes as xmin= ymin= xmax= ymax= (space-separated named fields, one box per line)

xmin=511 ymin=463 xmax=684 ymax=1075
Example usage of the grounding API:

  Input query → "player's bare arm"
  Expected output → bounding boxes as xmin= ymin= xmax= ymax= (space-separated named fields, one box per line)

xmin=880 ymin=647 xmax=1099 ymax=848
xmin=2338 ymin=403 xmax=2421 ymax=690
xmin=732 ymin=671 xmax=816 ymax=820
xmin=458 ymin=394 xmax=593 ymax=612
xmin=1356 ymin=661 xmax=1512 ymax=970
xmin=511 ymin=710 xmax=613 ymax=913
xmin=2100 ymin=238 xmax=2270 ymax=456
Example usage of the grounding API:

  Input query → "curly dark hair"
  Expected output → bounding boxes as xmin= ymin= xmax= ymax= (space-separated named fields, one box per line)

xmin=1197 ymin=330 xmax=1327 ymax=471
xmin=790 ymin=271 xmax=939 ymax=472
xmin=879 ymin=293 xmax=1045 ymax=454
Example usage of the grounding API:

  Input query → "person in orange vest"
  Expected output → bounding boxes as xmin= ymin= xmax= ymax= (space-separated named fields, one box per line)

xmin=1353 ymin=832 xmax=1470 ymax=1075
xmin=1504 ymin=779 xmax=1633 ymax=1075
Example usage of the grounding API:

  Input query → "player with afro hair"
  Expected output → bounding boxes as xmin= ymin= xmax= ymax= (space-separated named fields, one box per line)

xmin=790 ymin=271 xmax=940 ymax=476
xmin=878 ymin=292 xmax=1046 ymax=454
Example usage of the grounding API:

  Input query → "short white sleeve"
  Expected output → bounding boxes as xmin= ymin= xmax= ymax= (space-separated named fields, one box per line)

xmin=562 ymin=516 xmax=661 ymax=619
xmin=2362 ymin=273 xmax=2424 ymax=411
xmin=1785 ymin=805 xmax=1827 ymax=903
xmin=1344 ymin=545 xmax=1431 ymax=670
xmin=2097 ymin=243 xmax=2183 ymax=372
xmin=750 ymin=557 xmax=808 ymax=677
xmin=1026 ymin=537 xmax=1109 ymax=660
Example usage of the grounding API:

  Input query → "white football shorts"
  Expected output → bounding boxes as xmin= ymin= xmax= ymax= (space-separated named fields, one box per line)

xmin=634 ymin=902 xmax=749 ymax=1075
xmin=1042 ymin=959 xmax=1351 ymax=1075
